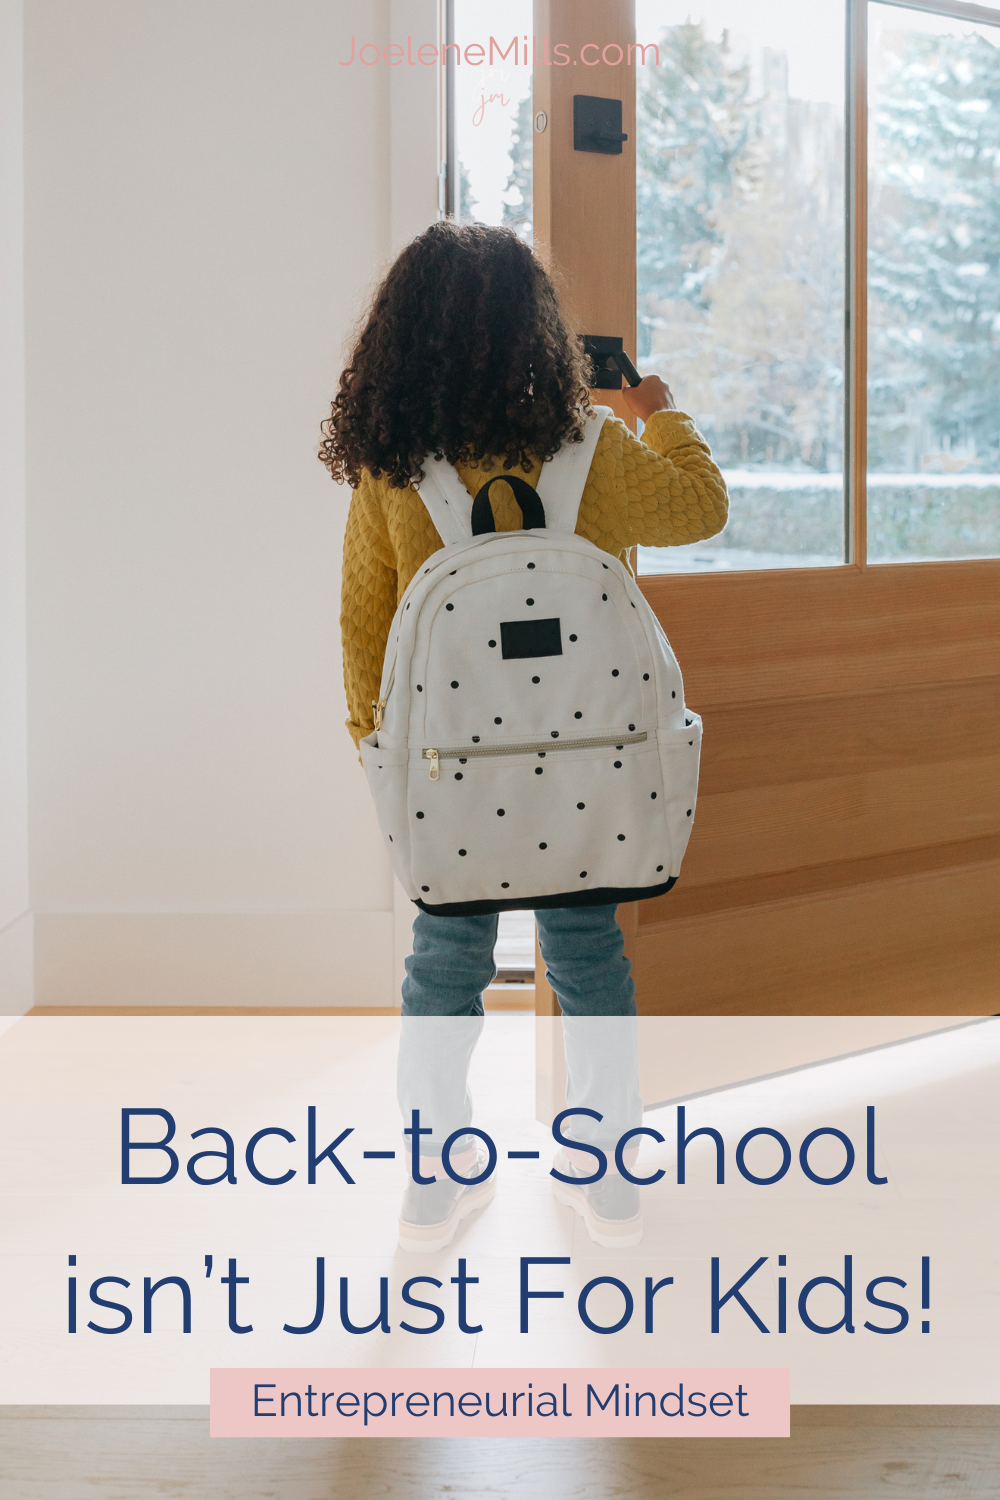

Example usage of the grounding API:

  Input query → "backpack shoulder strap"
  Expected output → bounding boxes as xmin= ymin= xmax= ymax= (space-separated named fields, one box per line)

xmin=412 ymin=457 xmax=476 ymax=546
xmin=535 ymin=405 xmax=612 ymax=534
xmin=413 ymin=404 xmax=612 ymax=544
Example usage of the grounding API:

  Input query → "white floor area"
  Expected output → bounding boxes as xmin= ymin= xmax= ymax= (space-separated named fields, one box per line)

xmin=0 ymin=1014 xmax=996 ymax=1405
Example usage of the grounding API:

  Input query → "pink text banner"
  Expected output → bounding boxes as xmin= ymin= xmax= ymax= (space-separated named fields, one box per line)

xmin=211 ymin=1366 xmax=790 ymax=1437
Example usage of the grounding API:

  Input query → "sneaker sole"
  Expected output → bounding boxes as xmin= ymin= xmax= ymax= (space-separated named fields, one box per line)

xmin=398 ymin=1176 xmax=497 ymax=1254
xmin=552 ymin=1181 xmax=644 ymax=1249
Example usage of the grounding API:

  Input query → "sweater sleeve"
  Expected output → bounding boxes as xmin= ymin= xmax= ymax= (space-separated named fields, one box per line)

xmin=577 ymin=409 xmax=729 ymax=552
xmin=341 ymin=474 xmax=398 ymax=750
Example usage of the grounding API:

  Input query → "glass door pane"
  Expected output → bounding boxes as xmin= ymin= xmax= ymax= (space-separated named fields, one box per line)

xmin=451 ymin=0 xmax=534 ymax=235
xmin=634 ymin=0 xmax=846 ymax=574
xmin=868 ymin=3 xmax=1000 ymax=562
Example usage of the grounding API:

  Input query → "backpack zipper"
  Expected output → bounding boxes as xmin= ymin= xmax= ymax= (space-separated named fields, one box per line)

xmin=423 ymin=731 xmax=647 ymax=781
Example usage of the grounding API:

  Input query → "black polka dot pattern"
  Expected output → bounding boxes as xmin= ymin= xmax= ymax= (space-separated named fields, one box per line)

xmin=382 ymin=543 xmax=701 ymax=912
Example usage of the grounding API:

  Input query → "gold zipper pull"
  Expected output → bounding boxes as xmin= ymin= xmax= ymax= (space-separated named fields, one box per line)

xmin=424 ymin=748 xmax=439 ymax=781
xmin=372 ymin=699 xmax=386 ymax=731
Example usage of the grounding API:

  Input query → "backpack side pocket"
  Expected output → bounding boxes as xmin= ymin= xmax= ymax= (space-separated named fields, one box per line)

xmin=360 ymin=734 xmax=414 ymax=896
xmin=656 ymin=715 xmax=703 ymax=877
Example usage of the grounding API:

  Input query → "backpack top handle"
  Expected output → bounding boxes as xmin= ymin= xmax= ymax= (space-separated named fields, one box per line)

xmin=470 ymin=474 xmax=546 ymax=536
xmin=413 ymin=406 xmax=612 ymax=547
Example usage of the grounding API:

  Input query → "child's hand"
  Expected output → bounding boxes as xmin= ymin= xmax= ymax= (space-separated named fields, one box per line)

xmin=622 ymin=375 xmax=677 ymax=421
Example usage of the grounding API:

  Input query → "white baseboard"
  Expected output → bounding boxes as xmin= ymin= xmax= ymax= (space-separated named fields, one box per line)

xmin=31 ymin=911 xmax=393 ymax=1009
xmin=0 ymin=910 xmax=33 ymax=1016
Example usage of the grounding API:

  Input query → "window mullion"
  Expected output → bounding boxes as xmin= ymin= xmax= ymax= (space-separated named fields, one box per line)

xmin=846 ymin=0 xmax=869 ymax=567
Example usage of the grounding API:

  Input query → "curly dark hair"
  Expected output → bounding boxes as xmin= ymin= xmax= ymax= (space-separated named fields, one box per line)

xmin=319 ymin=221 xmax=593 ymax=489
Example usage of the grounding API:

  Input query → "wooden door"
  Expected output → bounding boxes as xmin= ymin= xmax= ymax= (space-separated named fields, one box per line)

xmin=533 ymin=0 xmax=1000 ymax=1019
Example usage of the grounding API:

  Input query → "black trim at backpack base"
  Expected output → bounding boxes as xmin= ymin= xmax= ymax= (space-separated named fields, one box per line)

xmin=413 ymin=877 xmax=677 ymax=918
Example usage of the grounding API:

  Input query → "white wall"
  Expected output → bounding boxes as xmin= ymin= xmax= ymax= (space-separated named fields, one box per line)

xmin=0 ymin=0 xmax=32 ymax=1015
xmin=17 ymin=0 xmax=439 ymax=1008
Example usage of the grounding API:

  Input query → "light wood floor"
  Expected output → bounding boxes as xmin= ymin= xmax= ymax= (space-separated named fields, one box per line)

xmin=1 ymin=1406 xmax=998 ymax=1498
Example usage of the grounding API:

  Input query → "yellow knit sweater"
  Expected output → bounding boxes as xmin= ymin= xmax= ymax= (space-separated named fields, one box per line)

xmin=340 ymin=408 xmax=728 ymax=748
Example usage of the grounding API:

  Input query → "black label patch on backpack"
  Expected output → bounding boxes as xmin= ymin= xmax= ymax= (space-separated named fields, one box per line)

xmin=500 ymin=617 xmax=563 ymax=660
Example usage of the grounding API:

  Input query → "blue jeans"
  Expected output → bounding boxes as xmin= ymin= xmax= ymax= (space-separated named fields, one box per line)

xmin=397 ymin=905 xmax=641 ymax=1158
xmin=401 ymin=904 xmax=636 ymax=1018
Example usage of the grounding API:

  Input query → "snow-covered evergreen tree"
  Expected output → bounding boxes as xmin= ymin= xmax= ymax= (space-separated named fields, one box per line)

xmin=636 ymin=23 xmax=844 ymax=471
xmin=868 ymin=27 xmax=1000 ymax=472
xmin=636 ymin=24 xmax=752 ymax=352
xmin=502 ymin=93 xmax=533 ymax=241
xmin=458 ymin=158 xmax=478 ymax=224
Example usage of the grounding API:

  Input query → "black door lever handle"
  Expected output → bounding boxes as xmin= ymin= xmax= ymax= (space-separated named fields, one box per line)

xmin=585 ymin=128 xmax=628 ymax=146
xmin=582 ymin=335 xmax=643 ymax=389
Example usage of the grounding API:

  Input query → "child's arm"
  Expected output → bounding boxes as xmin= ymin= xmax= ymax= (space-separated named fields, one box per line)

xmin=577 ymin=397 xmax=729 ymax=553
xmin=341 ymin=474 xmax=397 ymax=749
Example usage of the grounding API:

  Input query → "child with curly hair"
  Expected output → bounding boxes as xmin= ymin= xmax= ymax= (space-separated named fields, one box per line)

xmin=321 ymin=220 xmax=727 ymax=1251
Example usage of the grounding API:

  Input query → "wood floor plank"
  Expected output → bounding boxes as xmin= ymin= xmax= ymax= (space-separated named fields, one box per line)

xmin=1 ymin=1406 xmax=997 ymax=1499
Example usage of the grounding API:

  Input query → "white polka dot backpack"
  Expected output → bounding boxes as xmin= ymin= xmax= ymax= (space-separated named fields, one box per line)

xmin=360 ymin=406 xmax=702 ymax=916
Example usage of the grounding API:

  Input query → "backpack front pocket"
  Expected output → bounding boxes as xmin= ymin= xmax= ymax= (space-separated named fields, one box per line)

xmin=406 ymin=732 xmax=674 ymax=907
xmin=420 ymin=730 xmax=648 ymax=780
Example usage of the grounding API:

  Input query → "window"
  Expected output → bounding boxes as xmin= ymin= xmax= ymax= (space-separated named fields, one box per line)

xmin=447 ymin=0 xmax=534 ymax=234
xmin=635 ymin=0 xmax=847 ymax=573
xmin=868 ymin=2 xmax=1000 ymax=562
xmin=445 ymin=0 xmax=1000 ymax=569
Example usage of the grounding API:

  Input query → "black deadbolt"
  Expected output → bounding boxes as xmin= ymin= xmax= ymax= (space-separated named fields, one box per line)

xmin=573 ymin=96 xmax=628 ymax=155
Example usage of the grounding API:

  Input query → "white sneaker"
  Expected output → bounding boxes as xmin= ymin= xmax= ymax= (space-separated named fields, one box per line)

xmin=551 ymin=1148 xmax=643 ymax=1248
xmin=397 ymin=1150 xmax=497 ymax=1253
